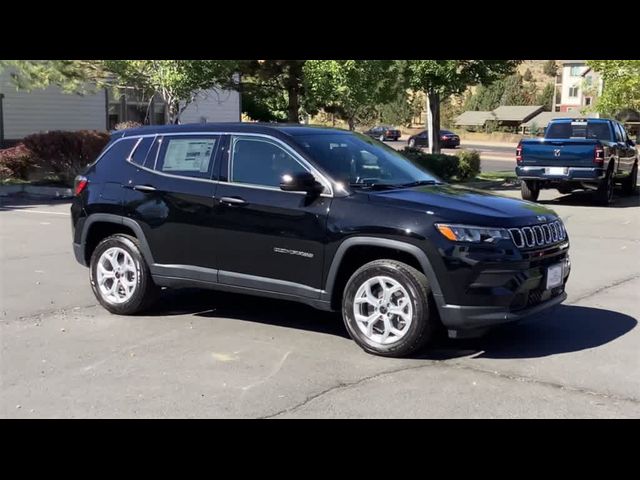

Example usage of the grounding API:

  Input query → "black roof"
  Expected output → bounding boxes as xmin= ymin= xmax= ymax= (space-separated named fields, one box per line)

xmin=115 ymin=122 xmax=352 ymax=138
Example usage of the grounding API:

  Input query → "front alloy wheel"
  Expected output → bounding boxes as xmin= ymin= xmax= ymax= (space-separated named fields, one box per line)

xmin=342 ymin=259 xmax=435 ymax=357
xmin=353 ymin=276 xmax=413 ymax=345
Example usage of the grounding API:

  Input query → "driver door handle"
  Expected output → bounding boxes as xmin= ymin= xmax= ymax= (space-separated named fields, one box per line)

xmin=219 ymin=196 xmax=247 ymax=206
xmin=132 ymin=185 xmax=157 ymax=192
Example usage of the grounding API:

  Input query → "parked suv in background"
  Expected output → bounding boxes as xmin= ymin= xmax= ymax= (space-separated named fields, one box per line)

xmin=363 ymin=125 xmax=401 ymax=142
xmin=408 ymin=129 xmax=460 ymax=149
xmin=516 ymin=118 xmax=638 ymax=205
xmin=72 ymin=123 xmax=570 ymax=357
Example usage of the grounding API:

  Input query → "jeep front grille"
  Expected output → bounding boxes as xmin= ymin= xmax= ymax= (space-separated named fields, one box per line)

xmin=509 ymin=220 xmax=566 ymax=249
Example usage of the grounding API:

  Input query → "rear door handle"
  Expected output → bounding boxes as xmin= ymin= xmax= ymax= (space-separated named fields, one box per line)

xmin=219 ymin=196 xmax=247 ymax=206
xmin=132 ymin=185 xmax=157 ymax=192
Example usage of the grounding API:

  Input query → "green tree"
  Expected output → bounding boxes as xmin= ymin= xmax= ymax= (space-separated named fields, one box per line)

xmin=523 ymin=68 xmax=533 ymax=82
xmin=2 ymin=60 xmax=238 ymax=124
xmin=587 ymin=60 xmax=640 ymax=115
xmin=303 ymin=60 xmax=400 ymax=130
xmin=407 ymin=60 xmax=519 ymax=153
xmin=543 ymin=60 xmax=558 ymax=77
xmin=536 ymin=83 xmax=554 ymax=111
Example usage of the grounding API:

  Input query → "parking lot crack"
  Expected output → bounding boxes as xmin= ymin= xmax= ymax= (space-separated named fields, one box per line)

xmin=260 ymin=359 xmax=640 ymax=418
xmin=259 ymin=363 xmax=433 ymax=418
xmin=568 ymin=273 xmax=640 ymax=305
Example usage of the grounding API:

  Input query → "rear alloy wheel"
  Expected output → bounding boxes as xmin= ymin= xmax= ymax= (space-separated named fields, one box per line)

xmin=595 ymin=166 xmax=615 ymax=206
xmin=622 ymin=161 xmax=638 ymax=196
xmin=521 ymin=180 xmax=540 ymax=201
xmin=90 ymin=234 xmax=159 ymax=315
xmin=342 ymin=259 xmax=435 ymax=357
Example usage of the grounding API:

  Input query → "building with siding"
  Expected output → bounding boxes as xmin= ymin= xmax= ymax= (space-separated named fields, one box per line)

xmin=0 ymin=70 xmax=241 ymax=147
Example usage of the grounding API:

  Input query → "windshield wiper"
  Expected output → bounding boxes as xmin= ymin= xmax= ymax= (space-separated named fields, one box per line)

xmin=349 ymin=182 xmax=399 ymax=190
xmin=397 ymin=180 xmax=443 ymax=188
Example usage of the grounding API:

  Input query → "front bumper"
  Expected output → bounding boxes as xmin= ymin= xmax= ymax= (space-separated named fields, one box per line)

xmin=432 ymin=240 xmax=571 ymax=336
xmin=516 ymin=165 xmax=605 ymax=182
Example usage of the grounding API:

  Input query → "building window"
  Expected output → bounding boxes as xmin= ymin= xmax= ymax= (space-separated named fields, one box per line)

xmin=584 ymin=97 xmax=592 ymax=106
xmin=570 ymin=65 xmax=582 ymax=76
xmin=569 ymin=86 xmax=579 ymax=98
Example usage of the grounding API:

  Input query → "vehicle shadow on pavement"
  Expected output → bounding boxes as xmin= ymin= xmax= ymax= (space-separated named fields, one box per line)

xmin=537 ymin=190 xmax=640 ymax=209
xmin=148 ymin=288 xmax=350 ymax=339
xmin=148 ymin=291 xmax=636 ymax=359
xmin=0 ymin=197 xmax=72 ymax=210
xmin=422 ymin=305 xmax=637 ymax=360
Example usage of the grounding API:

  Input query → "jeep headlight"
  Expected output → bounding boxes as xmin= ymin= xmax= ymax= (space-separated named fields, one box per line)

xmin=435 ymin=223 xmax=511 ymax=243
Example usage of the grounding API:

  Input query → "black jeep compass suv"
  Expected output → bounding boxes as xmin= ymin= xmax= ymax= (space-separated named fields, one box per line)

xmin=71 ymin=123 xmax=570 ymax=357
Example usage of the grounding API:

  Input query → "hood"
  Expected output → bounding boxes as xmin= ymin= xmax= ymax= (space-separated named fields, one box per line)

xmin=366 ymin=184 xmax=558 ymax=227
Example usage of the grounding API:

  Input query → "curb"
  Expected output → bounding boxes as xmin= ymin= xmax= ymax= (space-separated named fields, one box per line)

xmin=0 ymin=184 xmax=73 ymax=199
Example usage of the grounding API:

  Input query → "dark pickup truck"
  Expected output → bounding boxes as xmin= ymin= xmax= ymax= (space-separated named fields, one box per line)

xmin=515 ymin=118 xmax=638 ymax=205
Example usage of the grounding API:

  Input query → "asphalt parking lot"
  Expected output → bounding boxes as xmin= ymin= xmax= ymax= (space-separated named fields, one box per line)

xmin=1 ymin=185 xmax=639 ymax=418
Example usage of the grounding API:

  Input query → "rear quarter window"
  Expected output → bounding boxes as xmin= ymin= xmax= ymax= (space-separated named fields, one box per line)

xmin=95 ymin=138 xmax=138 ymax=166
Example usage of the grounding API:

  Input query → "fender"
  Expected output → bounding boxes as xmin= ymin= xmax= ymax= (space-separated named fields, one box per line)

xmin=76 ymin=213 xmax=155 ymax=266
xmin=320 ymin=236 xmax=444 ymax=304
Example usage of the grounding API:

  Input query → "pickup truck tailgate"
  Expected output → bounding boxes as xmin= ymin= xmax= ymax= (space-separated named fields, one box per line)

xmin=520 ymin=139 xmax=598 ymax=167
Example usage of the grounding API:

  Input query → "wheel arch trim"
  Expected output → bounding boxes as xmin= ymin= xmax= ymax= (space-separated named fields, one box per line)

xmin=78 ymin=214 xmax=155 ymax=266
xmin=322 ymin=237 xmax=444 ymax=303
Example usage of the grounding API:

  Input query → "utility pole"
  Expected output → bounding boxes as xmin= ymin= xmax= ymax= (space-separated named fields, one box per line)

xmin=425 ymin=94 xmax=433 ymax=154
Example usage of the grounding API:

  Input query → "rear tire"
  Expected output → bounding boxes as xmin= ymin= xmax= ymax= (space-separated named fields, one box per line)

xmin=89 ymin=234 xmax=159 ymax=315
xmin=379 ymin=134 xmax=385 ymax=142
xmin=622 ymin=161 xmax=638 ymax=196
xmin=342 ymin=259 xmax=436 ymax=358
xmin=595 ymin=165 xmax=615 ymax=206
xmin=408 ymin=139 xmax=416 ymax=148
xmin=521 ymin=180 xmax=540 ymax=201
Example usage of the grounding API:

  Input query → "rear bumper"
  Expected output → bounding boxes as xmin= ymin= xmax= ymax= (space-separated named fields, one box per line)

xmin=516 ymin=165 xmax=605 ymax=182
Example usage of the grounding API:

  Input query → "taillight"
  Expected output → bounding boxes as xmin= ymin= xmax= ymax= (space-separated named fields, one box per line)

xmin=516 ymin=143 xmax=523 ymax=164
xmin=440 ymin=136 xmax=447 ymax=140
xmin=74 ymin=175 xmax=88 ymax=196
xmin=594 ymin=144 xmax=604 ymax=166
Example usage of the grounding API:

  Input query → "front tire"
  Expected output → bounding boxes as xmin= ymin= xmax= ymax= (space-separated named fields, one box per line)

xmin=342 ymin=260 xmax=436 ymax=357
xmin=622 ymin=161 xmax=638 ymax=196
xmin=521 ymin=180 xmax=540 ymax=201
xmin=89 ymin=234 xmax=159 ymax=315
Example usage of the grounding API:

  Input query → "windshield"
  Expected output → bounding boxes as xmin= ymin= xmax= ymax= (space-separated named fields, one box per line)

xmin=293 ymin=132 xmax=441 ymax=187
xmin=546 ymin=121 xmax=612 ymax=141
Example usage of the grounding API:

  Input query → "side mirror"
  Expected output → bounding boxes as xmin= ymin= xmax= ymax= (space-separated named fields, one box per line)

xmin=280 ymin=171 xmax=324 ymax=195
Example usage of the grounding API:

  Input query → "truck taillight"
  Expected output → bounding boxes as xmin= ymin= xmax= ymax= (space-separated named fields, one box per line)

xmin=594 ymin=144 xmax=604 ymax=166
xmin=516 ymin=143 xmax=523 ymax=164
xmin=74 ymin=176 xmax=88 ymax=196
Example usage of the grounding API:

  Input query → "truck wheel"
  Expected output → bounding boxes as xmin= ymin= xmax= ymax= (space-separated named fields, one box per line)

xmin=89 ymin=234 xmax=159 ymax=315
xmin=342 ymin=259 xmax=436 ymax=358
xmin=521 ymin=180 xmax=540 ymax=201
xmin=622 ymin=161 xmax=638 ymax=196
xmin=595 ymin=166 xmax=615 ymax=206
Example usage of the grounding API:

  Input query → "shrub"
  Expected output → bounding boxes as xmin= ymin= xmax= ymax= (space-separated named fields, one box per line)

xmin=22 ymin=130 xmax=110 ymax=185
xmin=456 ymin=150 xmax=481 ymax=181
xmin=114 ymin=121 xmax=143 ymax=130
xmin=401 ymin=147 xmax=459 ymax=181
xmin=0 ymin=144 xmax=36 ymax=180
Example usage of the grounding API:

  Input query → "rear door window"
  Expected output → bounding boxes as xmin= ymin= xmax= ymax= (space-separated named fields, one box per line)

xmin=154 ymin=136 xmax=219 ymax=179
